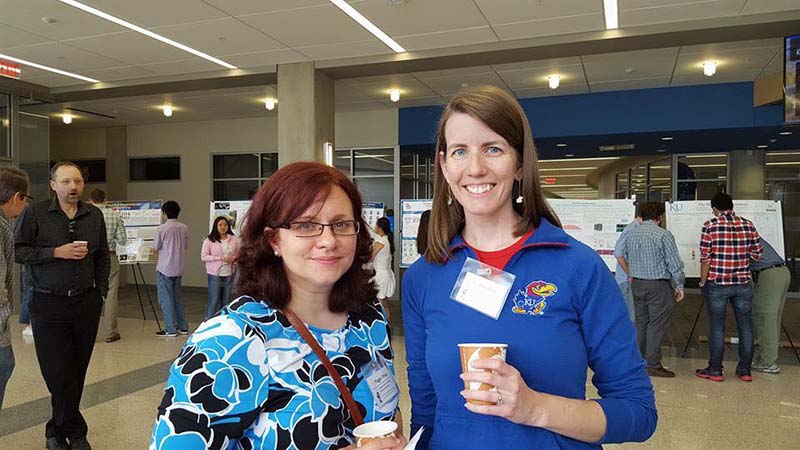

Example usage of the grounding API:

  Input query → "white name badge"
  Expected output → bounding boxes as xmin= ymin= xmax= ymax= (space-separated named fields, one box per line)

xmin=450 ymin=257 xmax=516 ymax=320
xmin=361 ymin=353 xmax=399 ymax=414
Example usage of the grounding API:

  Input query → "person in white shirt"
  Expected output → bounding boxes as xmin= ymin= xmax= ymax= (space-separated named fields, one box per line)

xmin=371 ymin=217 xmax=395 ymax=321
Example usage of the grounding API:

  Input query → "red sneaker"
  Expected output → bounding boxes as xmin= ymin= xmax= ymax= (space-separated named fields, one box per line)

xmin=736 ymin=371 xmax=753 ymax=382
xmin=695 ymin=367 xmax=724 ymax=382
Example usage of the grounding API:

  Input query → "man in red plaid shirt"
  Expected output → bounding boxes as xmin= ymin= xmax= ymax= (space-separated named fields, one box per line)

xmin=696 ymin=193 xmax=762 ymax=383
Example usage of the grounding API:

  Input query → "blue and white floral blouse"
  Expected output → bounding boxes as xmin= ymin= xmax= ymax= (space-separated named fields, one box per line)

xmin=150 ymin=296 xmax=398 ymax=450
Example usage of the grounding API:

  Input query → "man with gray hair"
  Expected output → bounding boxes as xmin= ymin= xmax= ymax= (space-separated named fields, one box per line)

xmin=0 ymin=166 xmax=31 ymax=418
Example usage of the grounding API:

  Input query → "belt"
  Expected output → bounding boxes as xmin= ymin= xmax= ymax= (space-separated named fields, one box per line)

xmin=754 ymin=263 xmax=785 ymax=274
xmin=632 ymin=278 xmax=671 ymax=282
xmin=33 ymin=287 xmax=92 ymax=297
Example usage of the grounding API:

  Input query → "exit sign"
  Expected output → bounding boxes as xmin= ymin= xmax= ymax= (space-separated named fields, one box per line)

xmin=0 ymin=60 xmax=21 ymax=79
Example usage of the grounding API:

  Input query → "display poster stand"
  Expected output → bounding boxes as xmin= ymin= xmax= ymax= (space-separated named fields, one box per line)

xmin=681 ymin=302 xmax=800 ymax=364
xmin=126 ymin=262 xmax=161 ymax=330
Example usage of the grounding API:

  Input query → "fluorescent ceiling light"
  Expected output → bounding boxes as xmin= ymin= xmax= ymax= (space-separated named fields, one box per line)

xmin=541 ymin=157 xmax=619 ymax=163
xmin=779 ymin=131 xmax=792 ymax=136
xmin=58 ymin=0 xmax=237 ymax=69
xmin=539 ymin=167 xmax=598 ymax=172
xmin=330 ymin=0 xmax=405 ymax=53
xmin=603 ymin=0 xmax=619 ymax=30
xmin=684 ymin=154 xmax=726 ymax=159
xmin=0 ymin=52 xmax=98 ymax=83
xmin=556 ymin=143 xmax=567 ymax=147
xmin=766 ymin=162 xmax=800 ymax=166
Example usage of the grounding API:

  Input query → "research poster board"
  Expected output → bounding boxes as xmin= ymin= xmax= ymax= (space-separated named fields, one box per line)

xmin=400 ymin=199 xmax=433 ymax=268
xmin=548 ymin=199 xmax=637 ymax=271
xmin=209 ymin=201 xmax=251 ymax=236
xmin=666 ymin=200 xmax=784 ymax=277
xmin=362 ymin=202 xmax=385 ymax=231
xmin=108 ymin=200 xmax=162 ymax=264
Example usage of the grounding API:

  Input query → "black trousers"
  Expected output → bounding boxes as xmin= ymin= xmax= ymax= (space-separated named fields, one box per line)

xmin=30 ymin=289 xmax=102 ymax=439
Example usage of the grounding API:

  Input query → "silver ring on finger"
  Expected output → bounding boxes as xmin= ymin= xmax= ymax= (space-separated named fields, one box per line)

xmin=496 ymin=390 xmax=503 ymax=406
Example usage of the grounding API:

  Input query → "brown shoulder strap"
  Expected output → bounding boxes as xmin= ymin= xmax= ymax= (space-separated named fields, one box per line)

xmin=283 ymin=308 xmax=364 ymax=426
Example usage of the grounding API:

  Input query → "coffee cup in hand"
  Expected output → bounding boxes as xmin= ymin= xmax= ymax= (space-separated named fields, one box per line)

xmin=458 ymin=343 xmax=508 ymax=405
xmin=353 ymin=421 xmax=398 ymax=447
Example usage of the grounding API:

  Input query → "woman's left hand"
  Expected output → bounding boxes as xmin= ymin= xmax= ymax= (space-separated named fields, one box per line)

xmin=460 ymin=358 xmax=544 ymax=426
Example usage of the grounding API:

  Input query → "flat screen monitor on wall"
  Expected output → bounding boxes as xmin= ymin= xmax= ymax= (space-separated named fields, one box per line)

xmin=786 ymin=34 xmax=800 ymax=124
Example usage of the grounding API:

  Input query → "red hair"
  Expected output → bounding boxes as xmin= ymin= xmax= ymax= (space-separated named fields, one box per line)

xmin=236 ymin=162 xmax=376 ymax=313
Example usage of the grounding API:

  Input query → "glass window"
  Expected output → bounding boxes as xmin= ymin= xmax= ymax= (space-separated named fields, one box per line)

xmin=0 ymin=94 xmax=9 ymax=159
xmin=353 ymin=148 xmax=394 ymax=176
xmin=213 ymin=154 xmax=259 ymax=179
xmin=648 ymin=157 xmax=671 ymax=202
xmin=335 ymin=149 xmax=351 ymax=176
xmin=130 ymin=157 xmax=180 ymax=181
xmin=400 ymin=151 xmax=415 ymax=199
xmin=214 ymin=180 xmax=261 ymax=201
xmin=676 ymin=154 xmax=727 ymax=201
xmin=260 ymin=153 xmax=278 ymax=178
xmin=631 ymin=165 xmax=647 ymax=201
xmin=766 ymin=150 xmax=800 ymax=292
xmin=73 ymin=159 xmax=106 ymax=183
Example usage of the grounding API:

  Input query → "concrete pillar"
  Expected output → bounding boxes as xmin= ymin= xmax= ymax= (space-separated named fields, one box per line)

xmin=729 ymin=149 xmax=765 ymax=199
xmin=277 ymin=62 xmax=334 ymax=165
xmin=105 ymin=126 xmax=127 ymax=201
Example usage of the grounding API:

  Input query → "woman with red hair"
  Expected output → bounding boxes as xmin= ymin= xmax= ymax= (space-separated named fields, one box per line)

xmin=151 ymin=162 xmax=406 ymax=450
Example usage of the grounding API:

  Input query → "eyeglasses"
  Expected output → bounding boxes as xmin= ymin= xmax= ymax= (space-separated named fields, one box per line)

xmin=281 ymin=220 xmax=360 ymax=238
xmin=22 ymin=194 xmax=34 ymax=202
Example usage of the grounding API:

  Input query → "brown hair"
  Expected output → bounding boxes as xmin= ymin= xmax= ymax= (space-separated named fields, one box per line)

xmin=89 ymin=189 xmax=107 ymax=203
xmin=0 ymin=167 xmax=29 ymax=203
xmin=425 ymin=85 xmax=561 ymax=264
xmin=236 ymin=162 xmax=376 ymax=313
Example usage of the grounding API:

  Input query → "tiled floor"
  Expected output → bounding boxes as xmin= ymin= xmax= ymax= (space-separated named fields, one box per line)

xmin=1 ymin=286 xmax=798 ymax=448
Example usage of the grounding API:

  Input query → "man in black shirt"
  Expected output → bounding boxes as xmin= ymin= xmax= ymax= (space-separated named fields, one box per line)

xmin=14 ymin=161 xmax=110 ymax=450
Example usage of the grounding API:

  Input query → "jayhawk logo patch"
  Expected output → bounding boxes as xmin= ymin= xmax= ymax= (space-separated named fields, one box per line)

xmin=512 ymin=280 xmax=558 ymax=316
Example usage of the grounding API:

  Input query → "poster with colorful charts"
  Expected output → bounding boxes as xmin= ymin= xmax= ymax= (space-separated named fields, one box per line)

xmin=362 ymin=202 xmax=385 ymax=231
xmin=548 ymin=199 xmax=637 ymax=271
xmin=107 ymin=200 xmax=162 ymax=264
xmin=209 ymin=201 xmax=251 ymax=236
xmin=666 ymin=200 xmax=784 ymax=278
xmin=400 ymin=199 xmax=433 ymax=268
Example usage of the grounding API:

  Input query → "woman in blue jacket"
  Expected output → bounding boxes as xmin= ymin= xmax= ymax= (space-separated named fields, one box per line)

xmin=402 ymin=85 xmax=657 ymax=449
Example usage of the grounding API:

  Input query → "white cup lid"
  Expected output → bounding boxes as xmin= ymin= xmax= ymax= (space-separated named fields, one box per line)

xmin=353 ymin=420 xmax=398 ymax=438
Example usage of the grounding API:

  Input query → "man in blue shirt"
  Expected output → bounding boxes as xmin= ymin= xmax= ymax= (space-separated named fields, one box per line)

xmin=614 ymin=208 xmax=642 ymax=321
xmin=619 ymin=202 xmax=685 ymax=378
xmin=751 ymin=238 xmax=791 ymax=374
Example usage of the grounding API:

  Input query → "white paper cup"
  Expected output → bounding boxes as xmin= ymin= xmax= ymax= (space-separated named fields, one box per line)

xmin=354 ymin=420 xmax=398 ymax=447
xmin=73 ymin=240 xmax=88 ymax=248
xmin=458 ymin=343 xmax=508 ymax=405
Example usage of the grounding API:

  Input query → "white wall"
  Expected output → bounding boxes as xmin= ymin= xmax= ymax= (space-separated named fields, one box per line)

xmin=127 ymin=117 xmax=278 ymax=287
xmin=49 ymin=109 xmax=399 ymax=287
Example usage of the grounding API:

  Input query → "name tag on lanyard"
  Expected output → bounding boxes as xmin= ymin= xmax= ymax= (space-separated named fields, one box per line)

xmin=450 ymin=257 xmax=516 ymax=320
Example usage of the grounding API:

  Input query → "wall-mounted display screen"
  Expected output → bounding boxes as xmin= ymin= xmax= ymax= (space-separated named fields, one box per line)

xmin=786 ymin=34 xmax=800 ymax=124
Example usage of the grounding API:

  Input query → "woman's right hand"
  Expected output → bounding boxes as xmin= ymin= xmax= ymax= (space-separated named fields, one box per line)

xmin=342 ymin=435 xmax=404 ymax=450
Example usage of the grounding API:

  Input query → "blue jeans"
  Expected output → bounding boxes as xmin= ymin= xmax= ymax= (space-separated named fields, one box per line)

xmin=157 ymin=272 xmax=187 ymax=334
xmin=0 ymin=344 xmax=14 ymax=417
xmin=18 ymin=267 xmax=33 ymax=324
xmin=619 ymin=281 xmax=635 ymax=322
xmin=205 ymin=274 xmax=233 ymax=319
xmin=703 ymin=282 xmax=754 ymax=373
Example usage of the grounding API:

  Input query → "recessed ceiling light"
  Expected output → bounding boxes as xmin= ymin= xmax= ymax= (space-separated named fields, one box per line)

xmin=62 ymin=113 xmax=72 ymax=125
xmin=264 ymin=98 xmax=276 ymax=111
xmin=547 ymin=74 xmax=560 ymax=89
xmin=162 ymin=105 xmax=173 ymax=117
xmin=58 ymin=0 xmax=237 ymax=69
xmin=656 ymin=149 xmax=666 ymax=152
xmin=757 ymin=144 xmax=768 ymax=149
xmin=779 ymin=131 xmax=792 ymax=136
xmin=389 ymin=88 xmax=401 ymax=102
xmin=0 ymin=52 xmax=98 ymax=83
xmin=330 ymin=0 xmax=405 ymax=53
xmin=603 ymin=0 xmax=618 ymax=30
xmin=770 ymin=138 xmax=777 ymax=143
xmin=661 ymin=136 xmax=673 ymax=141
xmin=564 ymin=154 xmax=575 ymax=157
xmin=702 ymin=61 xmax=717 ymax=77
xmin=556 ymin=143 xmax=567 ymax=147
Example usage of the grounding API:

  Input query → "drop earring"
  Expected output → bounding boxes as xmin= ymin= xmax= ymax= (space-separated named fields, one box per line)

xmin=515 ymin=179 xmax=524 ymax=204
xmin=447 ymin=185 xmax=453 ymax=205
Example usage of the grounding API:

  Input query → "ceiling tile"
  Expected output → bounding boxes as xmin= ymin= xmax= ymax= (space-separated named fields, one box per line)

xmin=397 ymin=26 xmax=497 ymax=52
xmin=221 ymin=49 xmax=308 ymax=68
xmin=493 ymin=57 xmax=583 ymax=72
xmin=2 ymin=41 xmax=126 ymax=72
xmin=335 ymin=83 xmax=376 ymax=103
xmin=353 ymin=79 xmax=439 ymax=102
xmin=475 ymin=0 xmax=602 ymax=24
xmin=496 ymin=65 xmax=586 ymax=90
xmin=392 ymin=96 xmax=444 ymax=108
xmin=673 ymin=46 xmax=777 ymax=81
xmin=78 ymin=0 xmax=227 ymax=27
xmin=238 ymin=4 xmax=378 ymax=48
xmin=341 ymin=73 xmax=417 ymax=86
xmin=355 ymin=0 xmax=487 ymax=37
xmin=740 ymin=0 xmax=800 ymax=15
xmin=589 ymin=76 xmax=671 ymax=92
xmin=295 ymin=40 xmax=392 ymax=61
xmin=64 ymin=31 xmax=213 ymax=66
xmin=201 ymin=0 xmax=330 ymax=16
xmin=512 ymin=84 xmax=589 ymax=99
xmin=491 ymin=14 xmax=603 ymax=41
xmin=582 ymin=48 xmax=679 ymax=82
xmin=0 ymin=0 xmax=121 ymax=40
xmin=81 ymin=65 xmax=157 ymax=82
xmin=0 ymin=22 xmax=51 ymax=49
xmin=620 ymin=0 xmax=743 ymax=27
xmin=680 ymin=38 xmax=782 ymax=55
xmin=414 ymin=69 xmax=507 ymax=96
xmin=335 ymin=101 xmax=392 ymax=112
xmin=137 ymin=58 xmax=225 ymax=76
xmin=150 ymin=17 xmax=287 ymax=56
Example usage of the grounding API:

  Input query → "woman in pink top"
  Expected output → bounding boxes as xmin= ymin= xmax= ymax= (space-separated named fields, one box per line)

xmin=201 ymin=217 xmax=240 ymax=319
